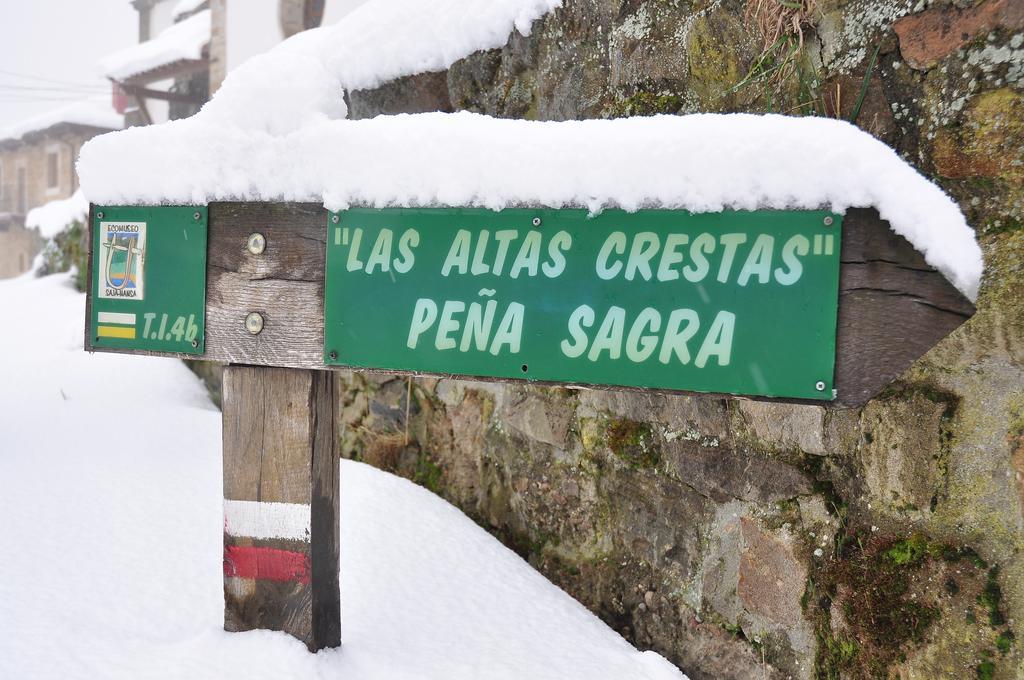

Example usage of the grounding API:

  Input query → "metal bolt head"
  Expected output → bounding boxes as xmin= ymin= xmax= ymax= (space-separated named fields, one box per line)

xmin=191 ymin=339 xmax=199 ymax=348
xmin=246 ymin=232 xmax=266 ymax=255
xmin=823 ymin=216 xmax=834 ymax=226
xmin=815 ymin=380 xmax=826 ymax=392
xmin=96 ymin=211 xmax=104 ymax=219
xmin=245 ymin=312 xmax=264 ymax=335
xmin=531 ymin=217 xmax=542 ymax=227
xmin=194 ymin=211 xmax=202 ymax=221
xmin=328 ymin=350 xmax=338 ymax=361
xmin=332 ymin=215 xmax=340 ymax=224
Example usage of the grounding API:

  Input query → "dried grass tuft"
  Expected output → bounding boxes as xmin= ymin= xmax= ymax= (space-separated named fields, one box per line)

xmin=734 ymin=0 xmax=821 ymax=101
xmin=745 ymin=0 xmax=819 ymax=52
xmin=360 ymin=429 xmax=407 ymax=470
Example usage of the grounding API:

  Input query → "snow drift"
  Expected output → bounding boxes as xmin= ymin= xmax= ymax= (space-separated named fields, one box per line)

xmin=0 ymin=271 xmax=684 ymax=680
xmin=26 ymin=189 xmax=88 ymax=239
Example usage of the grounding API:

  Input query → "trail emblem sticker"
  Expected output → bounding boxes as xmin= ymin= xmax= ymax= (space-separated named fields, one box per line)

xmin=99 ymin=221 xmax=146 ymax=300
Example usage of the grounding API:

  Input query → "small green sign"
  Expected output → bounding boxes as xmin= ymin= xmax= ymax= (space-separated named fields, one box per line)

xmin=90 ymin=205 xmax=207 ymax=354
xmin=324 ymin=208 xmax=841 ymax=401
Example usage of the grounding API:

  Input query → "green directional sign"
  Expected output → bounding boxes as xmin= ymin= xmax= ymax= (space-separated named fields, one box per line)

xmin=323 ymin=208 xmax=842 ymax=401
xmin=90 ymin=205 xmax=207 ymax=355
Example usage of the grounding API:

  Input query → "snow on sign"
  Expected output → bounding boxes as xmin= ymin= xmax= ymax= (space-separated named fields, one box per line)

xmin=88 ymin=206 xmax=207 ymax=354
xmin=324 ymin=208 xmax=842 ymax=401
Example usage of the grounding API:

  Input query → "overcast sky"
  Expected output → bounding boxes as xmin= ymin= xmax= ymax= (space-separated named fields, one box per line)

xmin=0 ymin=0 xmax=136 ymax=128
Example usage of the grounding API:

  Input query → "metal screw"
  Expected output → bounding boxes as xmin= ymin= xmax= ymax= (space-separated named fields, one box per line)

xmin=332 ymin=215 xmax=340 ymax=224
xmin=246 ymin=232 xmax=266 ymax=255
xmin=191 ymin=339 xmax=199 ymax=348
xmin=96 ymin=211 xmax=104 ymax=219
xmin=531 ymin=217 xmax=542 ymax=227
xmin=823 ymin=216 xmax=834 ymax=226
xmin=245 ymin=312 xmax=264 ymax=335
xmin=328 ymin=350 xmax=338 ymax=361
xmin=815 ymin=381 xmax=826 ymax=392
xmin=194 ymin=211 xmax=202 ymax=221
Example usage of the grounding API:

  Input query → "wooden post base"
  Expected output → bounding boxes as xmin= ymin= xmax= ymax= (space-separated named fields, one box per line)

xmin=221 ymin=365 xmax=340 ymax=651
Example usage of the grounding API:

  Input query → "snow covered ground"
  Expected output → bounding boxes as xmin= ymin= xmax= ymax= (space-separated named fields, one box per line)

xmin=0 ymin=270 xmax=684 ymax=680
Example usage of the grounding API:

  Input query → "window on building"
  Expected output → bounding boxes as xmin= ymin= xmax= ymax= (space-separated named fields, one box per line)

xmin=46 ymin=151 xmax=59 ymax=190
xmin=16 ymin=167 xmax=26 ymax=214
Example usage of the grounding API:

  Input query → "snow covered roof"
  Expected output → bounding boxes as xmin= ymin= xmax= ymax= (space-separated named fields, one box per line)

xmin=26 ymin=189 xmax=88 ymax=239
xmin=98 ymin=9 xmax=211 ymax=81
xmin=77 ymin=0 xmax=982 ymax=300
xmin=0 ymin=99 xmax=122 ymax=144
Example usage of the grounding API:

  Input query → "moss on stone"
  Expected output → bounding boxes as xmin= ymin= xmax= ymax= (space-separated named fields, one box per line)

xmin=810 ymin=527 xmax=1020 ymax=677
xmin=478 ymin=391 xmax=495 ymax=422
xmin=685 ymin=12 xmax=747 ymax=108
xmin=413 ymin=453 xmax=444 ymax=494
xmin=814 ymin=531 xmax=945 ymax=675
xmin=578 ymin=417 xmax=603 ymax=455
xmin=604 ymin=418 xmax=659 ymax=469
xmin=979 ymin=566 xmax=1005 ymax=627
xmin=1007 ymin=396 xmax=1024 ymax=443
xmin=609 ymin=91 xmax=685 ymax=118
xmin=931 ymin=88 xmax=1024 ymax=226
xmin=875 ymin=381 xmax=961 ymax=418
xmin=885 ymin=533 xmax=931 ymax=566
xmin=996 ymin=630 xmax=1014 ymax=655
xmin=817 ymin=632 xmax=859 ymax=678
xmin=983 ymin=214 xmax=1023 ymax=236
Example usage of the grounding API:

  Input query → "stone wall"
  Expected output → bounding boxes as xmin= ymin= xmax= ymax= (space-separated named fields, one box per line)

xmin=343 ymin=1 xmax=1024 ymax=677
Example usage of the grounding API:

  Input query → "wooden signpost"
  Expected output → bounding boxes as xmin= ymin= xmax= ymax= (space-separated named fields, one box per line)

xmin=84 ymin=201 xmax=975 ymax=650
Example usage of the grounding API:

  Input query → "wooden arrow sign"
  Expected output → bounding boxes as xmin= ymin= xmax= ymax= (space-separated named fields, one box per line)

xmin=85 ymin=202 xmax=974 ymax=409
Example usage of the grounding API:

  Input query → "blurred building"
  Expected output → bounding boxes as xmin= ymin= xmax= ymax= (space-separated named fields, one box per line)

xmin=0 ymin=101 xmax=122 ymax=278
xmin=1 ymin=0 xmax=366 ymax=280
xmin=0 ymin=0 xmax=370 ymax=281
xmin=106 ymin=0 xmax=367 ymax=116
xmin=101 ymin=0 xmax=213 ymax=125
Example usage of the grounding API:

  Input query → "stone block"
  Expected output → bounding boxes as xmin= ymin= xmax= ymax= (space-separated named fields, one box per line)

xmin=347 ymin=71 xmax=452 ymax=119
xmin=665 ymin=442 xmax=812 ymax=504
xmin=737 ymin=400 xmax=827 ymax=455
xmin=859 ymin=391 xmax=948 ymax=518
xmin=894 ymin=0 xmax=1024 ymax=70
xmin=501 ymin=389 xmax=575 ymax=448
